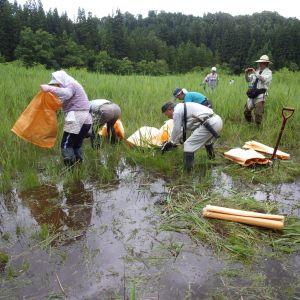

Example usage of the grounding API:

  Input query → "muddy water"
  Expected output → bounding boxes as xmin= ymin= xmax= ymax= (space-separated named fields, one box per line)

xmin=0 ymin=167 xmax=222 ymax=299
xmin=213 ymin=170 xmax=300 ymax=216
xmin=1 ymin=166 xmax=300 ymax=299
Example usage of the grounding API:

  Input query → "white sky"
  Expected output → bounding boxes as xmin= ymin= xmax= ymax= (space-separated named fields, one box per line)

xmin=10 ymin=0 xmax=300 ymax=20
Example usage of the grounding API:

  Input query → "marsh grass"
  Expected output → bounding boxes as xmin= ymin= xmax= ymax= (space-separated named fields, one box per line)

xmin=0 ymin=62 xmax=299 ymax=191
xmin=160 ymin=186 xmax=300 ymax=262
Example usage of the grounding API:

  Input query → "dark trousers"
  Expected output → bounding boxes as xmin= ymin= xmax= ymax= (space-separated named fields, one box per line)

xmin=61 ymin=124 xmax=91 ymax=166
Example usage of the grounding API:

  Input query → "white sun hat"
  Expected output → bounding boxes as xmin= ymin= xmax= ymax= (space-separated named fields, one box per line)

xmin=211 ymin=66 xmax=217 ymax=71
xmin=255 ymin=55 xmax=272 ymax=63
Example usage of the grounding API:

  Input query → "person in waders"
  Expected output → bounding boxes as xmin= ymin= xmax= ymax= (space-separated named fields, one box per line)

xmin=89 ymin=99 xmax=122 ymax=148
xmin=173 ymin=88 xmax=213 ymax=108
xmin=244 ymin=55 xmax=272 ymax=125
xmin=161 ymin=102 xmax=223 ymax=172
xmin=40 ymin=70 xmax=92 ymax=167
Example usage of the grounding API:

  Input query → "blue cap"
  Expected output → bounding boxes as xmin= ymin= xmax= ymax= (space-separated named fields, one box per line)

xmin=173 ymin=88 xmax=182 ymax=98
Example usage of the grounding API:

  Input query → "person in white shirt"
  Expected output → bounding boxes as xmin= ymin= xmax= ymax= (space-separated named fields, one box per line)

xmin=161 ymin=102 xmax=223 ymax=172
xmin=244 ymin=55 xmax=272 ymax=125
xmin=203 ymin=67 xmax=218 ymax=89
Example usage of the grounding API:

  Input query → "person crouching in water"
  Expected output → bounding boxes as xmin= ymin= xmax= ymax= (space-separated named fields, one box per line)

xmin=89 ymin=99 xmax=121 ymax=148
xmin=161 ymin=102 xmax=222 ymax=172
xmin=40 ymin=70 xmax=92 ymax=166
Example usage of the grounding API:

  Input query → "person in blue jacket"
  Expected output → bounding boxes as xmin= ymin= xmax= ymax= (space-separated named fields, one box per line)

xmin=173 ymin=88 xmax=212 ymax=108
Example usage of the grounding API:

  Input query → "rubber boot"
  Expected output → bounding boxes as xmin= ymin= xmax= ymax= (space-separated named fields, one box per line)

xmin=244 ymin=105 xmax=252 ymax=123
xmin=205 ymin=144 xmax=215 ymax=160
xmin=74 ymin=148 xmax=83 ymax=163
xmin=62 ymin=148 xmax=76 ymax=167
xmin=183 ymin=152 xmax=194 ymax=173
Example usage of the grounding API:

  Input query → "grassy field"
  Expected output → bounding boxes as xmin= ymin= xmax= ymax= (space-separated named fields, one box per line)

xmin=1 ymin=62 xmax=300 ymax=298
xmin=0 ymin=61 xmax=299 ymax=191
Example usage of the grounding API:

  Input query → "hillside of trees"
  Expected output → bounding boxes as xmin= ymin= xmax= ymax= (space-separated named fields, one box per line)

xmin=1 ymin=0 xmax=300 ymax=74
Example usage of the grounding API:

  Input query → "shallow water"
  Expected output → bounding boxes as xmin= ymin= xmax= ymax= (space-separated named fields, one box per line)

xmin=0 ymin=165 xmax=299 ymax=299
xmin=0 ymin=166 xmax=222 ymax=299
xmin=213 ymin=170 xmax=300 ymax=216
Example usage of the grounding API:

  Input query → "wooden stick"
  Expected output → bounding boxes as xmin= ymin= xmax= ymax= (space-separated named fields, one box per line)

xmin=204 ymin=205 xmax=284 ymax=221
xmin=203 ymin=211 xmax=284 ymax=230
xmin=56 ymin=273 xmax=67 ymax=297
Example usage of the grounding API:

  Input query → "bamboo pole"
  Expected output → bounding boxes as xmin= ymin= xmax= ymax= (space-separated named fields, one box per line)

xmin=203 ymin=211 xmax=284 ymax=230
xmin=204 ymin=205 xmax=284 ymax=221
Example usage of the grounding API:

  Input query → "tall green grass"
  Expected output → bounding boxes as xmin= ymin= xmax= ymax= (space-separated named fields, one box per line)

xmin=0 ymin=62 xmax=299 ymax=191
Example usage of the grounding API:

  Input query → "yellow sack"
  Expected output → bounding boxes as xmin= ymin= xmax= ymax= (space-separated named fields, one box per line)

xmin=99 ymin=119 xmax=125 ymax=139
xmin=11 ymin=91 xmax=62 ymax=148
xmin=126 ymin=119 xmax=174 ymax=148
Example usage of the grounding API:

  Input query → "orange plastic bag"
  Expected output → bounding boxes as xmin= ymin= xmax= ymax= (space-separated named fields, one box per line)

xmin=11 ymin=91 xmax=62 ymax=148
xmin=99 ymin=119 xmax=125 ymax=139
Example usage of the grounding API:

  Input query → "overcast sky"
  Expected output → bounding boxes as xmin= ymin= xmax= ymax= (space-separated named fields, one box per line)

xmin=10 ymin=0 xmax=300 ymax=20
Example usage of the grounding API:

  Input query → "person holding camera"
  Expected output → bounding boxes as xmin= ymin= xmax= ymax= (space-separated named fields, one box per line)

xmin=244 ymin=55 xmax=272 ymax=125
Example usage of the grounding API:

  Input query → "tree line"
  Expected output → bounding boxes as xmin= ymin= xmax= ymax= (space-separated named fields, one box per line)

xmin=1 ymin=0 xmax=299 ymax=74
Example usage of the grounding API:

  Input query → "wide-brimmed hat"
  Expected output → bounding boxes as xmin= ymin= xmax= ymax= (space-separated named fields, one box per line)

xmin=255 ymin=55 xmax=272 ymax=63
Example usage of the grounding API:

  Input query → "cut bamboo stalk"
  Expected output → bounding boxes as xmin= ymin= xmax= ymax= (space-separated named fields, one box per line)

xmin=204 ymin=205 xmax=284 ymax=221
xmin=203 ymin=211 xmax=284 ymax=230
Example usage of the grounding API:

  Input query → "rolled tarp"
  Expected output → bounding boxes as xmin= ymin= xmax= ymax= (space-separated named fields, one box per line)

xmin=224 ymin=148 xmax=270 ymax=166
xmin=243 ymin=140 xmax=290 ymax=160
xmin=203 ymin=205 xmax=284 ymax=230
xmin=11 ymin=91 xmax=62 ymax=148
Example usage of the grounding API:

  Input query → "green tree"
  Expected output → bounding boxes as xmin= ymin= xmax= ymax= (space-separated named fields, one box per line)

xmin=15 ymin=27 xmax=54 ymax=67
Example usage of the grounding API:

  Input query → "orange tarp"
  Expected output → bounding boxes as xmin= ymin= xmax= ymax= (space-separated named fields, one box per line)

xmin=11 ymin=91 xmax=62 ymax=148
xmin=99 ymin=119 xmax=125 ymax=139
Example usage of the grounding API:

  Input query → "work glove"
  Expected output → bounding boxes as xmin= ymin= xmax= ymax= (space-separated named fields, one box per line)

xmin=161 ymin=141 xmax=177 ymax=154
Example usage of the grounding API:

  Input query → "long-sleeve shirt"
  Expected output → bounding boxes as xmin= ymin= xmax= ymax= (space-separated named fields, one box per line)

xmin=42 ymin=71 xmax=91 ymax=133
xmin=245 ymin=68 xmax=272 ymax=90
xmin=203 ymin=73 xmax=218 ymax=88
xmin=171 ymin=102 xmax=214 ymax=144
xmin=183 ymin=92 xmax=207 ymax=105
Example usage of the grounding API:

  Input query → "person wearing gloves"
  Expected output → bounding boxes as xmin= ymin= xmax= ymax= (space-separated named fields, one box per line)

xmin=173 ymin=88 xmax=212 ymax=108
xmin=161 ymin=101 xmax=223 ymax=172
xmin=244 ymin=55 xmax=272 ymax=125
xmin=203 ymin=67 xmax=218 ymax=89
xmin=89 ymin=99 xmax=121 ymax=147
xmin=40 ymin=70 xmax=92 ymax=166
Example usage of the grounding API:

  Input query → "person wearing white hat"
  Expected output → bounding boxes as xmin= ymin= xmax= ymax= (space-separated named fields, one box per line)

xmin=244 ymin=55 xmax=272 ymax=125
xmin=203 ymin=66 xmax=218 ymax=90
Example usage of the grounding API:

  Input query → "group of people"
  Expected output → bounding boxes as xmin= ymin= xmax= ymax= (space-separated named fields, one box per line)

xmin=40 ymin=54 xmax=272 ymax=171
xmin=41 ymin=70 xmax=121 ymax=166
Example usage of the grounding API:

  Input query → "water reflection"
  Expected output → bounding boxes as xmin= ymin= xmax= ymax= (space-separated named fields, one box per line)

xmin=19 ymin=185 xmax=63 ymax=229
xmin=19 ymin=181 xmax=93 ymax=232
xmin=63 ymin=181 xmax=93 ymax=230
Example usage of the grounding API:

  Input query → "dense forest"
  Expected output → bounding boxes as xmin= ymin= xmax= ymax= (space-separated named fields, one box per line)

xmin=1 ymin=0 xmax=300 ymax=74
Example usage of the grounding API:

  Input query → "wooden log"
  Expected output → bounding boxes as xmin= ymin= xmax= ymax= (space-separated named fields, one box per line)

xmin=203 ymin=211 xmax=284 ymax=230
xmin=204 ymin=205 xmax=284 ymax=221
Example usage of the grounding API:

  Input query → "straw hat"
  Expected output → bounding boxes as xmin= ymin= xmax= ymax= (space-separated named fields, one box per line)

xmin=255 ymin=55 xmax=272 ymax=63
